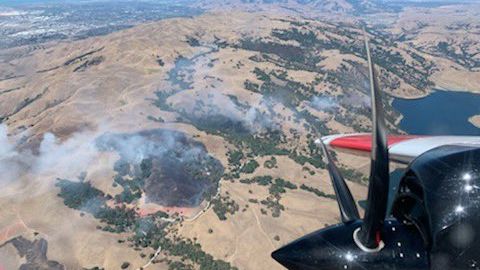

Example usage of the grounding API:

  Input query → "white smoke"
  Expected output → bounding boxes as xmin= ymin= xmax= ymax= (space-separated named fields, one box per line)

xmin=0 ymin=124 xmax=105 ymax=190
xmin=309 ymin=96 xmax=338 ymax=112
xmin=0 ymin=124 xmax=24 ymax=185
xmin=181 ymin=91 xmax=278 ymax=133
xmin=0 ymin=122 xmax=221 ymax=200
xmin=34 ymin=131 xmax=100 ymax=177
xmin=97 ymin=130 xmax=205 ymax=165
xmin=341 ymin=90 xmax=370 ymax=108
xmin=243 ymin=105 xmax=277 ymax=132
xmin=0 ymin=125 xmax=14 ymax=157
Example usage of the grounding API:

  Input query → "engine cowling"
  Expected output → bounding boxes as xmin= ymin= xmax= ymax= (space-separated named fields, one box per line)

xmin=392 ymin=145 xmax=480 ymax=270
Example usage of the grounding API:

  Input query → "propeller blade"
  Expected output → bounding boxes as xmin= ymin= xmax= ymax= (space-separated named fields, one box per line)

xmin=318 ymin=139 xmax=360 ymax=223
xmin=356 ymin=32 xmax=390 ymax=250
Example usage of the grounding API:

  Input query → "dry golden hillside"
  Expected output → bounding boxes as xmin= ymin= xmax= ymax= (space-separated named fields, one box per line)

xmin=0 ymin=2 xmax=479 ymax=269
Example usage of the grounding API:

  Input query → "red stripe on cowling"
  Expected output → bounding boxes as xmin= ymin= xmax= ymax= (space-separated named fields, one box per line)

xmin=329 ymin=135 xmax=420 ymax=152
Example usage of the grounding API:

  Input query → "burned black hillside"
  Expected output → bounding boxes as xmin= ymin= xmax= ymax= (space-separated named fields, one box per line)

xmin=96 ymin=129 xmax=224 ymax=208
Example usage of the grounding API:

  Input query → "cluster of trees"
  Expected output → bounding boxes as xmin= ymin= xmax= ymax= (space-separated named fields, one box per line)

xmin=263 ymin=156 xmax=277 ymax=169
xmin=240 ymin=175 xmax=297 ymax=194
xmin=246 ymin=67 xmax=313 ymax=108
xmin=240 ymin=175 xmax=273 ymax=185
xmin=372 ymin=45 xmax=433 ymax=90
xmin=232 ymin=132 xmax=290 ymax=157
xmin=436 ymin=41 xmax=479 ymax=69
xmin=240 ymin=160 xmax=259 ymax=174
xmin=224 ymin=135 xmax=288 ymax=178
xmin=57 ymin=146 xmax=235 ymax=269
xmin=238 ymin=37 xmax=308 ymax=68
xmin=56 ymin=179 xmax=106 ymax=210
xmin=211 ymin=195 xmax=240 ymax=221
xmin=162 ymin=238 xmax=236 ymax=270
xmin=167 ymin=56 xmax=195 ymax=90
xmin=228 ymin=150 xmax=244 ymax=168
xmin=186 ymin=36 xmax=201 ymax=47
xmin=239 ymin=175 xmax=297 ymax=217
xmin=261 ymin=196 xmax=285 ymax=218
xmin=339 ymin=166 xmax=369 ymax=184
xmin=73 ymin=56 xmax=104 ymax=72
xmin=154 ymin=90 xmax=177 ymax=112
xmin=131 ymin=217 xmax=237 ymax=270
xmin=126 ymin=214 xmax=237 ymax=270
xmin=272 ymin=23 xmax=435 ymax=92
xmin=227 ymin=95 xmax=250 ymax=110
xmin=288 ymin=149 xmax=325 ymax=169
xmin=56 ymin=179 xmax=138 ymax=233
xmin=147 ymin=115 xmax=165 ymax=123
xmin=300 ymin=184 xmax=336 ymax=200
xmin=111 ymin=159 xmax=147 ymax=204
xmin=269 ymin=178 xmax=298 ymax=196
xmin=243 ymin=80 xmax=260 ymax=93
xmin=238 ymin=32 xmax=326 ymax=72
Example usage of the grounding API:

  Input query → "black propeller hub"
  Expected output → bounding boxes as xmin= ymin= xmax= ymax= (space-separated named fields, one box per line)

xmin=272 ymin=219 xmax=428 ymax=270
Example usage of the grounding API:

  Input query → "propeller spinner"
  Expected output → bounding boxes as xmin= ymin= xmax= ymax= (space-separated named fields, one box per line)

xmin=271 ymin=33 xmax=428 ymax=270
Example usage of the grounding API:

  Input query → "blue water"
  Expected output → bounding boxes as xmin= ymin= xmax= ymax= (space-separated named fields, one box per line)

xmin=392 ymin=90 xmax=480 ymax=136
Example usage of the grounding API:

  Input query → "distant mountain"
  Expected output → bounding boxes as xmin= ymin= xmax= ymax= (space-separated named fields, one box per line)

xmin=192 ymin=0 xmax=358 ymax=13
xmin=192 ymin=0 xmax=472 ymax=14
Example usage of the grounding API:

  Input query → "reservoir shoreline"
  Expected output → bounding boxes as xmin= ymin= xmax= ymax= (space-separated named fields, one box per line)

xmin=392 ymin=89 xmax=480 ymax=136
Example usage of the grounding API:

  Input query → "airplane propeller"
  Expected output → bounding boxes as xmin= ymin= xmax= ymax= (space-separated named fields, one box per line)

xmin=318 ymin=31 xmax=391 ymax=251
xmin=353 ymin=32 xmax=390 ymax=251
xmin=270 ymin=33 xmax=420 ymax=270
xmin=318 ymin=139 xmax=360 ymax=223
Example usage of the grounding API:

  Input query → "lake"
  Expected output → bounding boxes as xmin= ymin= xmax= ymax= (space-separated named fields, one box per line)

xmin=392 ymin=90 xmax=480 ymax=136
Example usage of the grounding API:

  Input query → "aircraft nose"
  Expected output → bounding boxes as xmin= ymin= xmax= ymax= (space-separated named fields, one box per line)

xmin=271 ymin=244 xmax=290 ymax=266
xmin=271 ymin=232 xmax=358 ymax=270
xmin=271 ymin=239 xmax=317 ymax=270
